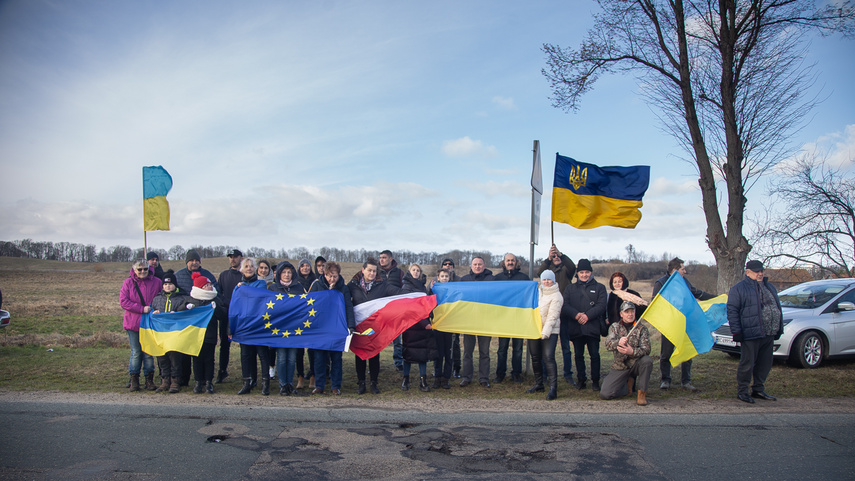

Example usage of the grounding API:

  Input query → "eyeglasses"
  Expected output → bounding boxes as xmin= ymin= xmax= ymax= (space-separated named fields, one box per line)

xmin=135 ymin=268 xmax=148 ymax=273
xmin=442 ymin=262 xmax=453 ymax=266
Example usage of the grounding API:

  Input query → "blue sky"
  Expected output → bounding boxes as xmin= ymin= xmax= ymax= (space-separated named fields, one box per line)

xmin=0 ymin=0 xmax=852 ymax=265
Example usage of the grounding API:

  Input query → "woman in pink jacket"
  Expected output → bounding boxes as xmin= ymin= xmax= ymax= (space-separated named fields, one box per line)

xmin=119 ymin=259 xmax=163 ymax=392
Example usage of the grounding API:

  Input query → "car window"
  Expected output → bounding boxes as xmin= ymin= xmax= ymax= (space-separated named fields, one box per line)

xmin=779 ymin=283 xmax=849 ymax=309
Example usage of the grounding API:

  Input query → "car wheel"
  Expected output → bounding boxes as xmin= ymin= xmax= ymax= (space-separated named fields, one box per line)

xmin=789 ymin=331 xmax=824 ymax=368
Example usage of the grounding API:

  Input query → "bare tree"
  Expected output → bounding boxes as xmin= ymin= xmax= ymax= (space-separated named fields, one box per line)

xmin=542 ymin=0 xmax=854 ymax=293
xmin=752 ymin=155 xmax=854 ymax=277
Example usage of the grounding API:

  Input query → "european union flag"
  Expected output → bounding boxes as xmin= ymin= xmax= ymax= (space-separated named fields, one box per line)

xmin=228 ymin=285 xmax=349 ymax=351
xmin=552 ymin=154 xmax=650 ymax=229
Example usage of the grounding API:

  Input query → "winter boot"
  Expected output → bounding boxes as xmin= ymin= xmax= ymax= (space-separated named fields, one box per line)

xmin=401 ymin=375 xmax=410 ymax=391
xmin=205 ymin=381 xmax=214 ymax=394
xmin=526 ymin=371 xmax=544 ymax=393
xmin=144 ymin=373 xmax=157 ymax=391
xmin=237 ymin=378 xmax=253 ymax=395
xmin=432 ymin=377 xmax=442 ymax=389
xmin=546 ymin=375 xmax=558 ymax=400
xmin=419 ymin=376 xmax=430 ymax=392
xmin=155 ymin=376 xmax=170 ymax=393
xmin=627 ymin=378 xmax=635 ymax=396
xmin=637 ymin=390 xmax=648 ymax=406
xmin=441 ymin=377 xmax=451 ymax=389
xmin=370 ymin=381 xmax=380 ymax=394
xmin=193 ymin=381 xmax=203 ymax=394
xmin=129 ymin=374 xmax=141 ymax=392
xmin=261 ymin=377 xmax=270 ymax=396
xmin=295 ymin=376 xmax=304 ymax=389
xmin=215 ymin=370 xmax=228 ymax=384
xmin=308 ymin=375 xmax=315 ymax=389
xmin=169 ymin=377 xmax=180 ymax=394
xmin=357 ymin=381 xmax=366 ymax=395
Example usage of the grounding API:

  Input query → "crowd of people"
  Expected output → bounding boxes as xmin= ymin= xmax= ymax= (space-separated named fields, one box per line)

xmin=120 ymin=247 xmax=782 ymax=405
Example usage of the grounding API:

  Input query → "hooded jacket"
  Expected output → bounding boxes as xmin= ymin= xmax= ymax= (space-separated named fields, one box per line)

xmin=269 ymin=261 xmax=307 ymax=296
xmin=378 ymin=259 xmax=404 ymax=289
xmin=120 ymin=266 xmax=163 ymax=331
xmin=308 ymin=273 xmax=355 ymax=330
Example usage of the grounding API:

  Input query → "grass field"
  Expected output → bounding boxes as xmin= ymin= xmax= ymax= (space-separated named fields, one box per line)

xmin=1 ymin=256 xmax=853 ymax=400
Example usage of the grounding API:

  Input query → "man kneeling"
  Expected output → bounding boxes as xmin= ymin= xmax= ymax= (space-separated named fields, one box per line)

xmin=600 ymin=301 xmax=652 ymax=406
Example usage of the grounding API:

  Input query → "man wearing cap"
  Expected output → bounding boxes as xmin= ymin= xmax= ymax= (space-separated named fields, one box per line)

xmin=432 ymin=259 xmax=462 ymax=377
xmin=215 ymin=249 xmax=244 ymax=384
xmin=378 ymin=250 xmax=406 ymax=371
xmin=147 ymin=252 xmax=165 ymax=280
xmin=653 ymin=257 xmax=715 ymax=391
xmin=493 ymin=253 xmax=530 ymax=384
xmin=727 ymin=260 xmax=783 ymax=404
xmin=174 ymin=249 xmax=220 ymax=385
xmin=600 ymin=301 xmax=652 ymax=405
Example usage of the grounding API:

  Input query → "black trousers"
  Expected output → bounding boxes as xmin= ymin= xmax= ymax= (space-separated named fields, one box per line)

xmin=193 ymin=343 xmax=216 ymax=382
xmin=240 ymin=344 xmax=270 ymax=380
xmin=737 ymin=335 xmax=774 ymax=396
xmin=355 ymin=354 xmax=380 ymax=383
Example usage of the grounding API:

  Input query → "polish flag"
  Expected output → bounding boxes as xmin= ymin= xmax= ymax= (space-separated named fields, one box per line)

xmin=349 ymin=293 xmax=437 ymax=360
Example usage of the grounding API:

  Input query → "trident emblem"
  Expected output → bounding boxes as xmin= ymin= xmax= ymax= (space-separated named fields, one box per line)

xmin=569 ymin=165 xmax=587 ymax=190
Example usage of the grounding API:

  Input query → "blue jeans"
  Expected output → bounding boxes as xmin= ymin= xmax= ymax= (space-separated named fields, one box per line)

xmin=276 ymin=347 xmax=298 ymax=387
xmin=496 ymin=337 xmax=523 ymax=378
xmin=403 ymin=361 xmax=427 ymax=377
xmin=313 ymin=350 xmax=342 ymax=390
xmin=127 ymin=330 xmax=154 ymax=375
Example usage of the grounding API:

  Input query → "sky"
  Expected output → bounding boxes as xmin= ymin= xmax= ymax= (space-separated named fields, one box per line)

xmin=0 ymin=0 xmax=853 ymax=265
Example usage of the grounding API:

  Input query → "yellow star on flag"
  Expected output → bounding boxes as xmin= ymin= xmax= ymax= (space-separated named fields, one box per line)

xmin=275 ymin=294 xmax=284 ymax=300
xmin=283 ymin=330 xmax=290 ymax=337
xmin=303 ymin=320 xmax=312 ymax=328
xmin=307 ymin=298 xmax=315 ymax=306
xmin=288 ymin=294 xmax=296 ymax=298
xmin=262 ymin=313 xmax=270 ymax=320
xmin=300 ymin=294 xmax=307 ymax=299
xmin=295 ymin=328 xmax=303 ymax=335
xmin=265 ymin=322 xmax=272 ymax=329
xmin=308 ymin=308 xmax=317 ymax=317
xmin=266 ymin=301 xmax=275 ymax=309
xmin=271 ymin=328 xmax=280 ymax=335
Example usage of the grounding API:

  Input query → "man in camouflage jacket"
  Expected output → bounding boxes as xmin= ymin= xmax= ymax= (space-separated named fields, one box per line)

xmin=600 ymin=301 xmax=653 ymax=406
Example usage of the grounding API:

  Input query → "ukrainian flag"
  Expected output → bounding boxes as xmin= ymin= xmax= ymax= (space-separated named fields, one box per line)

xmin=430 ymin=281 xmax=542 ymax=339
xmin=643 ymin=272 xmax=721 ymax=366
xmin=143 ymin=166 xmax=172 ymax=231
xmin=552 ymin=154 xmax=650 ymax=229
xmin=139 ymin=304 xmax=214 ymax=357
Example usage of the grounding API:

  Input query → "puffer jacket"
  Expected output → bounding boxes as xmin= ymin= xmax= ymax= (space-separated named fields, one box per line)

xmin=270 ymin=261 xmax=307 ymax=296
xmin=150 ymin=288 xmax=189 ymax=314
xmin=561 ymin=276 xmax=607 ymax=339
xmin=120 ymin=267 xmax=163 ymax=331
xmin=538 ymin=282 xmax=563 ymax=337
xmin=727 ymin=275 xmax=783 ymax=341
xmin=493 ymin=266 xmax=530 ymax=281
xmin=401 ymin=272 xmax=437 ymax=363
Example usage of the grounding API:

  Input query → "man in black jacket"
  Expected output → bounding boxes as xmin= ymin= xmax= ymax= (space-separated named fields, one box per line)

xmin=378 ymin=250 xmax=405 ymax=372
xmin=493 ymin=253 xmax=530 ymax=384
xmin=561 ymin=259 xmax=607 ymax=390
xmin=652 ymin=257 xmax=714 ymax=391
xmin=147 ymin=251 xmax=165 ymax=280
xmin=727 ymin=260 xmax=783 ymax=404
xmin=460 ymin=256 xmax=494 ymax=388
xmin=214 ymin=249 xmax=243 ymax=384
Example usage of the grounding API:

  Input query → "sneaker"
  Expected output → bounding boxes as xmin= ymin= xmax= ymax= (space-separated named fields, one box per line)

xmin=682 ymin=382 xmax=697 ymax=392
xmin=660 ymin=380 xmax=671 ymax=390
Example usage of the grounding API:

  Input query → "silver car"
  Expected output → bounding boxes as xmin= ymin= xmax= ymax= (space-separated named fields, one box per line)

xmin=712 ymin=278 xmax=855 ymax=368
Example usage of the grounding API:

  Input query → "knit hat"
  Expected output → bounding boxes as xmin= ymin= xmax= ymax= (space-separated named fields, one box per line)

xmin=441 ymin=258 xmax=455 ymax=267
xmin=146 ymin=251 xmax=159 ymax=261
xmin=192 ymin=272 xmax=211 ymax=289
xmin=185 ymin=249 xmax=201 ymax=262
xmin=540 ymin=270 xmax=556 ymax=282
xmin=162 ymin=269 xmax=176 ymax=285
xmin=577 ymin=258 xmax=593 ymax=272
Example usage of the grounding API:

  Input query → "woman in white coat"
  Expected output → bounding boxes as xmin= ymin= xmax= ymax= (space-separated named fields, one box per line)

xmin=526 ymin=270 xmax=564 ymax=400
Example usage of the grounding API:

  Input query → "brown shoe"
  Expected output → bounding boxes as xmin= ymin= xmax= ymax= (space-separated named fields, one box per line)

xmin=169 ymin=377 xmax=180 ymax=394
xmin=155 ymin=376 xmax=170 ymax=393
xmin=331 ymin=389 xmax=341 ymax=395
xmin=144 ymin=373 xmax=157 ymax=391
xmin=637 ymin=390 xmax=648 ymax=406
xmin=295 ymin=376 xmax=304 ymax=390
xmin=308 ymin=376 xmax=316 ymax=389
xmin=129 ymin=374 xmax=141 ymax=392
xmin=311 ymin=388 xmax=325 ymax=395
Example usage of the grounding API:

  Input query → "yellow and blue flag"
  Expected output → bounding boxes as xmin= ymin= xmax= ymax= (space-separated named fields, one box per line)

xmin=551 ymin=154 xmax=650 ymax=229
xmin=139 ymin=303 xmax=214 ymax=357
xmin=228 ymin=286 xmax=349 ymax=351
xmin=143 ymin=165 xmax=172 ymax=231
xmin=430 ymin=281 xmax=542 ymax=339
xmin=643 ymin=272 xmax=726 ymax=366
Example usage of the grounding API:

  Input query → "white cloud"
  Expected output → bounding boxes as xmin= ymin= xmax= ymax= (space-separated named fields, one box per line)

xmin=491 ymin=96 xmax=516 ymax=110
xmin=467 ymin=180 xmax=529 ymax=197
xmin=647 ymin=177 xmax=698 ymax=196
xmin=441 ymin=136 xmax=499 ymax=158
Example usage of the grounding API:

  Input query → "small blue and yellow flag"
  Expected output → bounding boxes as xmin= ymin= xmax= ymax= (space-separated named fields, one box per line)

xmin=143 ymin=165 xmax=172 ymax=231
xmin=552 ymin=154 xmax=650 ymax=229
xmin=643 ymin=272 xmax=724 ymax=366
xmin=228 ymin=286 xmax=349 ymax=351
xmin=430 ymin=281 xmax=542 ymax=339
xmin=140 ymin=303 xmax=214 ymax=357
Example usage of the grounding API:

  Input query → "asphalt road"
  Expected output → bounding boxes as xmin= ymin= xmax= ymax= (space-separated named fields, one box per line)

xmin=1 ymin=400 xmax=853 ymax=480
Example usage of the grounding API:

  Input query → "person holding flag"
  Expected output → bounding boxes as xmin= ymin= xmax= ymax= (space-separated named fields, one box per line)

xmin=308 ymin=261 xmax=354 ymax=396
xmin=149 ymin=270 xmax=189 ymax=393
xmin=600 ymin=301 xmax=653 ymax=406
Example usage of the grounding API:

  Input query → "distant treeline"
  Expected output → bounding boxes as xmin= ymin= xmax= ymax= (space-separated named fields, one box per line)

xmin=0 ymin=239 xmax=531 ymax=270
